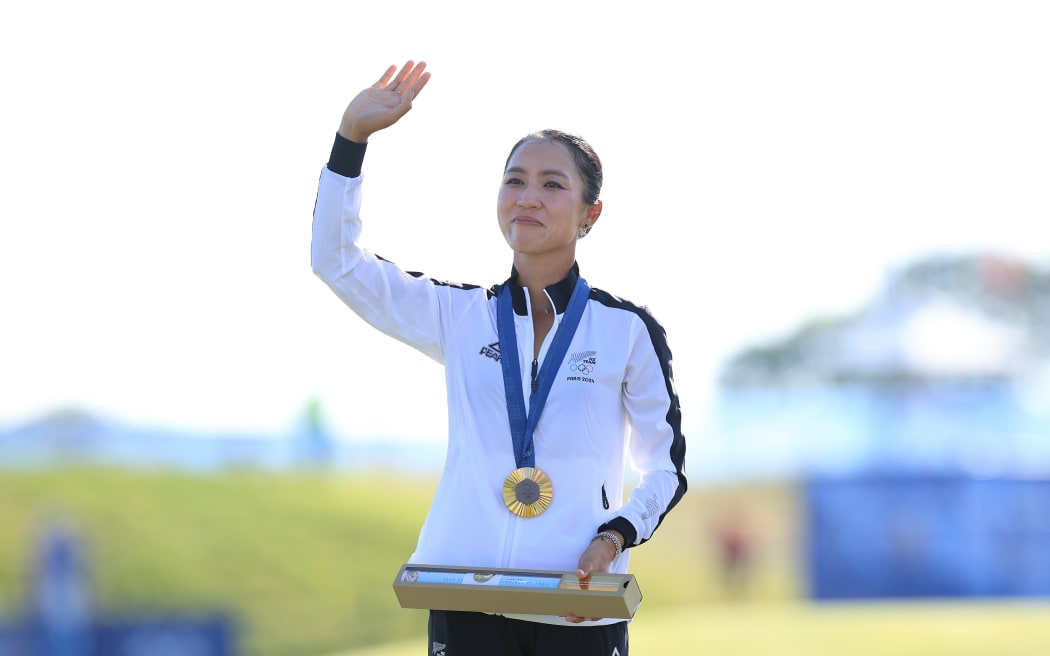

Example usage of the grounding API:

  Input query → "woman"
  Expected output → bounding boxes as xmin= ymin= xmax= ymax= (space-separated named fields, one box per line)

xmin=311 ymin=60 xmax=687 ymax=655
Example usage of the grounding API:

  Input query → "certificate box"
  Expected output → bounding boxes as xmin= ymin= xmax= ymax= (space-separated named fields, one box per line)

xmin=392 ymin=564 xmax=643 ymax=619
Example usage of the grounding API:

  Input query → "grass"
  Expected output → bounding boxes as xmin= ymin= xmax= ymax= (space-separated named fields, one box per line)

xmin=334 ymin=601 xmax=1050 ymax=656
xmin=3 ymin=468 xmax=1047 ymax=655
xmin=0 ymin=467 xmax=434 ymax=655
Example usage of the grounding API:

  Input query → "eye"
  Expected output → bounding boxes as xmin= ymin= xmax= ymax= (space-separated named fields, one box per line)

xmin=503 ymin=176 xmax=524 ymax=185
xmin=544 ymin=180 xmax=566 ymax=189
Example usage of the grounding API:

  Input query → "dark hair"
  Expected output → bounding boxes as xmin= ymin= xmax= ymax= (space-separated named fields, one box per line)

xmin=504 ymin=129 xmax=603 ymax=205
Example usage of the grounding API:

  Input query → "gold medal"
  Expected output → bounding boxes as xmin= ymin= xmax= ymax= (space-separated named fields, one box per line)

xmin=502 ymin=467 xmax=553 ymax=518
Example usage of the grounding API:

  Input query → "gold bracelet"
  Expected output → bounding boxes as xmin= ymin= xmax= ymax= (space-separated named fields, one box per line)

xmin=591 ymin=531 xmax=623 ymax=559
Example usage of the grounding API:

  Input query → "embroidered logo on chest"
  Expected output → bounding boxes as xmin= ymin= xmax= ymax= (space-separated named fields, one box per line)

xmin=479 ymin=341 xmax=500 ymax=362
xmin=565 ymin=350 xmax=597 ymax=383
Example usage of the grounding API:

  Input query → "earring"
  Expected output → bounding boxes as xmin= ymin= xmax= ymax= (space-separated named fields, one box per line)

xmin=577 ymin=224 xmax=591 ymax=239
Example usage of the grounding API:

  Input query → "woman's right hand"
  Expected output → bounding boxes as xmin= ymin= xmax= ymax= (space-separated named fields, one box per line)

xmin=339 ymin=60 xmax=431 ymax=143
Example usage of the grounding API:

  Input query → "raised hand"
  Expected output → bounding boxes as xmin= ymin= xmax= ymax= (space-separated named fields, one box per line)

xmin=339 ymin=60 xmax=431 ymax=143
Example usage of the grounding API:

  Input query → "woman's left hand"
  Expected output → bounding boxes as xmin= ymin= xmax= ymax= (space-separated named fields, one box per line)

xmin=564 ymin=531 xmax=623 ymax=623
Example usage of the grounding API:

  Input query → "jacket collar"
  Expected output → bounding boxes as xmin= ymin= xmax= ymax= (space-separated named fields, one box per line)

xmin=502 ymin=263 xmax=582 ymax=316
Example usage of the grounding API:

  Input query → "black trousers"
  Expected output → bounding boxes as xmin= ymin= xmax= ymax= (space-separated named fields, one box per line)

xmin=428 ymin=610 xmax=628 ymax=656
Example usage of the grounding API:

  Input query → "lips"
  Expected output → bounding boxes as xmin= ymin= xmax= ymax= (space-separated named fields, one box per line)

xmin=513 ymin=215 xmax=543 ymax=226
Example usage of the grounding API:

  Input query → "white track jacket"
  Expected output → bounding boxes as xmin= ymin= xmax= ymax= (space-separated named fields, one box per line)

xmin=312 ymin=158 xmax=687 ymax=622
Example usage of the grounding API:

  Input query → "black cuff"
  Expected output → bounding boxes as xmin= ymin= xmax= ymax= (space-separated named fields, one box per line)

xmin=599 ymin=518 xmax=637 ymax=550
xmin=327 ymin=133 xmax=367 ymax=178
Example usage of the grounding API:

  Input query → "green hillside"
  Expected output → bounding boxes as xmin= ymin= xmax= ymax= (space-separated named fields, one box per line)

xmin=0 ymin=467 xmax=800 ymax=655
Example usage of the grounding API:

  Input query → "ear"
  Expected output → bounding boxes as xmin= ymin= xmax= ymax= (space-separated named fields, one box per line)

xmin=586 ymin=200 xmax=603 ymax=227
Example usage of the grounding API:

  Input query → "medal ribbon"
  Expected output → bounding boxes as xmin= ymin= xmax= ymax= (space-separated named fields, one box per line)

xmin=497 ymin=277 xmax=590 ymax=469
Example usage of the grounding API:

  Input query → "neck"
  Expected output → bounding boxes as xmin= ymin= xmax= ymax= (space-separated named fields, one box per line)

xmin=513 ymin=251 xmax=575 ymax=293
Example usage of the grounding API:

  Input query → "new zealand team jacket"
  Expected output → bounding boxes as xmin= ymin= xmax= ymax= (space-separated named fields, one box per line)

xmin=311 ymin=136 xmax=687 ymax=623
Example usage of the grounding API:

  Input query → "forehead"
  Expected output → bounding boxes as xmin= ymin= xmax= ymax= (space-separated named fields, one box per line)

xmin=505 ymin=140 xmax=578 ymax=176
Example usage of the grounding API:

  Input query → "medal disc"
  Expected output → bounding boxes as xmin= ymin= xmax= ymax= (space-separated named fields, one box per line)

xmin=502 ymin=467 xmax=553 ymax=518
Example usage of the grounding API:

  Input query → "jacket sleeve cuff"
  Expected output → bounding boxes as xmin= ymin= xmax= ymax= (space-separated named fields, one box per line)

xmin=327 ymin=133 xmax=367 ymax=178
xmin=599 ymin=518 xmax=638 ymax=549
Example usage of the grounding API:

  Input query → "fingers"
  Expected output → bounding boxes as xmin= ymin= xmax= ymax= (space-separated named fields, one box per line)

xmin=391 ymin=60 xmax=417 ymax=88
xmin=404 ymin=68 xmax=431 ymax=101
xmin=564 ymin=567 xmax=605 ymax=623
xmin=373 ymin=64 xmax=397 ymax=89
xmin=382 ymin=60 xmax=430 ymax=101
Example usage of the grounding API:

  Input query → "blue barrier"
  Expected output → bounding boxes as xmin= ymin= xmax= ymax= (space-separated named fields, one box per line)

xmin=805 ymin=475 xmax=1050 ymax=599
xmin=0 ymin=624 xmax=30 ymax=656
xmin=94 ymin=615 xmax=235 ymax=656
xmin=0 ymin=615 xmax=235 ymax=656
xmin=1 ymin=524 xmax=237 ymax=655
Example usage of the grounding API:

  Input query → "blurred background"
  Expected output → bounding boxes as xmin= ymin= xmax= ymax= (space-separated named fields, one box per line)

xmin=3 ymin=1 xmax=1049 ymax=654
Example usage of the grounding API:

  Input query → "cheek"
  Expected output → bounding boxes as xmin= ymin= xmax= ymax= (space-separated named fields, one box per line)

xmin=496 ymin=190 xmax=517 ymax=218
xmin=496 ymin=203 xmax=512 ymax=232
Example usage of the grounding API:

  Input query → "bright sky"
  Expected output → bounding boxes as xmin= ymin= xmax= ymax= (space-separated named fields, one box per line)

xmin=2 ymin=1 xmax=1048 ymax=444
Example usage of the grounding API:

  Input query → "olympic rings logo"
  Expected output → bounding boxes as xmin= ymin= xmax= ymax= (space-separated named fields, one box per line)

xmin=569 ymin=363 xmax=595 ymax=374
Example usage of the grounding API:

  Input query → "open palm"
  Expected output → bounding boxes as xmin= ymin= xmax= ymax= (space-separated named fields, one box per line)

xmin=339 ymin=60 xmax=431 ymax=142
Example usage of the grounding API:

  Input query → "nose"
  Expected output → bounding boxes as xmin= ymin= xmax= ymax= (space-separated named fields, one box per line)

xmin=516 ymin=185 xmax=541 ymax=208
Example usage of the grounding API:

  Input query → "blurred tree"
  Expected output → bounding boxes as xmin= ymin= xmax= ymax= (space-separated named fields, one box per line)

xmin=297 ymin=396 xmax=334 ymax=468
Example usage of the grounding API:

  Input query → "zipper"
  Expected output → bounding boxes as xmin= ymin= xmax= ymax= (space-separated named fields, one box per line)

xmin=501 ymin=514 xmax=518 ymax=566
xmin=530 ymin=359 xmax=539 ymax=394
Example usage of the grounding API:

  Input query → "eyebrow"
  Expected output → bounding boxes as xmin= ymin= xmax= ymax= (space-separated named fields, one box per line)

xmin=505 ymin=166 xmax=571 ymax=179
